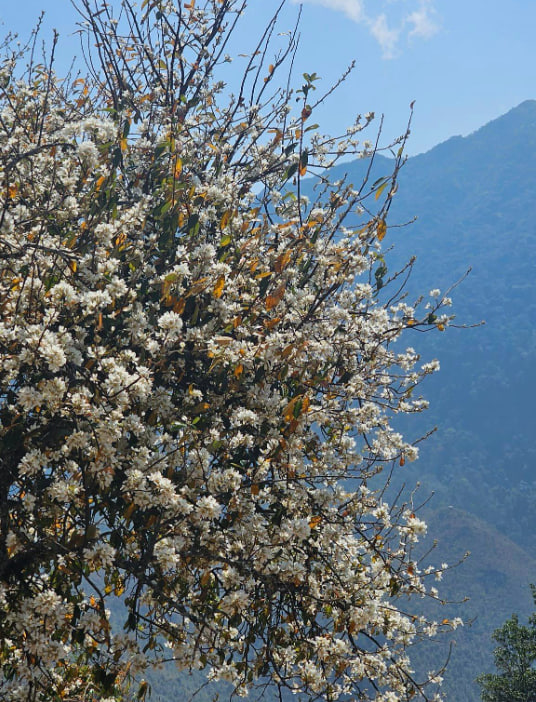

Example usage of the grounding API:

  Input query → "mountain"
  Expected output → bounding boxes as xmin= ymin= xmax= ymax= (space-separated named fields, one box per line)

xmin=416 ymin=507 xmax=536 ymax=702
xmin=319 ymin=100 xmax=536 ymax=550
xmin=146 ymin=103 xmax=536 ymax=701
xmin=301 ymin=100 xmax=536 ymax=701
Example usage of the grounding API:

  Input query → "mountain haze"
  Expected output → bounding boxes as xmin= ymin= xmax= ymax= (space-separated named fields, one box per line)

xmin=148 ymin=102 xmax=536 ymax=701
xmin=302 ymin=100 xmax=536 ymax=701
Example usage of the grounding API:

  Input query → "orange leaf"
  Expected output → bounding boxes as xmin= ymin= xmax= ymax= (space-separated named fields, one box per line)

xmin=281 ymin=344 xmax=294 ymax=359
xmin=95 ymin=175 xmax=106 ymax=193
xmin=263 ymin=317 xmax=280 ymax=330
xmin=377 ymin=219 xmax=387 ymax=242
xmin=213 ymin=275 xmax=225 ymax=299
xmin=234 ymin=363 xmax=244 ymax=378
xmin=265 ymin=284 xmax=285 ymax=311
xmin=274 ymin=250 xmax=292 ymax=273
xmin=301 ymin=105 xmax=312 ymax=121
xmin=173 ymin=297 xmax=186 ymax=314
xmin=309 ymin=515 xmax=322 ymax=529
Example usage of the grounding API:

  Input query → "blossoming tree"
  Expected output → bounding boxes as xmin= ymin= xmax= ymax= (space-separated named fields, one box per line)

xmin=0 ymin=1 xmax=460 ymax=700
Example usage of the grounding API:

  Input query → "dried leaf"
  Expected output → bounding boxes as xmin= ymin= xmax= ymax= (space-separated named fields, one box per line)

xmin=377 ymin=219 xmax=387 ymax=242
xmin=265 ymin=284 xmax=285 ymax=310
xmin=274 ymin=250 xmax=292 ymax=273
xmin=213 ymin=275 xmax=225 ymax=299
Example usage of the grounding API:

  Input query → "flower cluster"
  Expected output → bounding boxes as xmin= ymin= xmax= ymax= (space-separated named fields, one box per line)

xmin=0 ymin=1 xmax=457 ymax=701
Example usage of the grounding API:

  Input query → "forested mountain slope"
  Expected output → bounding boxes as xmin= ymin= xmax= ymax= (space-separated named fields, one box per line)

xmin=325 ymin=99 xmax=536 ymax=551
xmin=149 ymin=102 xmax=536 ymax=701
xmin=301 ymin=100 xmax=536 ymax=701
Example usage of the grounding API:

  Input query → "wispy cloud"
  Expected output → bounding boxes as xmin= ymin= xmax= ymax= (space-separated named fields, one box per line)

xmin=295 ymin=0 xmax=366 ymax=23
xmin=369 ymin=13 xmax=400 ymax=60
xmin=295 ymin=0 xmax=440 ymax=58
xmin=407 ymin=2 xmax=440 ymax=40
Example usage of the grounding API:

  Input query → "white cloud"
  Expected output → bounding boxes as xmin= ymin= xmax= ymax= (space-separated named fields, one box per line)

xmin=406 ymin=3 xmax=440 ymax=40
xmin=295 ymin=0 xmax=440 ymax=59
xmin=369 ymin=13 xmax=400 ymax=60
xmin=294 ymin=0 xmax=366 ymax=23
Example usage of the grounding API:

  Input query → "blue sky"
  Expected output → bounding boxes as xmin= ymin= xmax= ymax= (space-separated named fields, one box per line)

xmin=1 ymin=0 xmax=535 ymax=155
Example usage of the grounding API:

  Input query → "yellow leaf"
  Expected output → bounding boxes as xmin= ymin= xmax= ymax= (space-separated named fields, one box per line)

xmin=120 ymin=137 xmax=128 ymax=152
xmin=220 ymin=210 xmax=231 ymax=229
xmin=174 ymin=158 xmax=183 ymax=178
xmin=213 ymin=275 xmax=225 ymax=299
xmin=234 ymin=363 xmax=244 ymax=378
xmin=95 ymin=175 xmax=106 ymax=193
xmin=309 ymin=515 xmax=322 ymax=529
xmin=375 ymin=181 xmax=389 ymax=201
xmin=277 ymin=220 xmax=297 ymax=230
xmin=161 ymin=278 xmax=173 ymax=300
xmin=69 ymin=260 xmax=77 ymax=274
xmin=437 ymin=323 xmax=445 ymax=331
xmin=377 ymin=219 xmax=387 ymax=242
xmin=115 ymin=232 xmax=127 ymax=247
xmin=7 ymin=184 xmax=18 ymax=199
